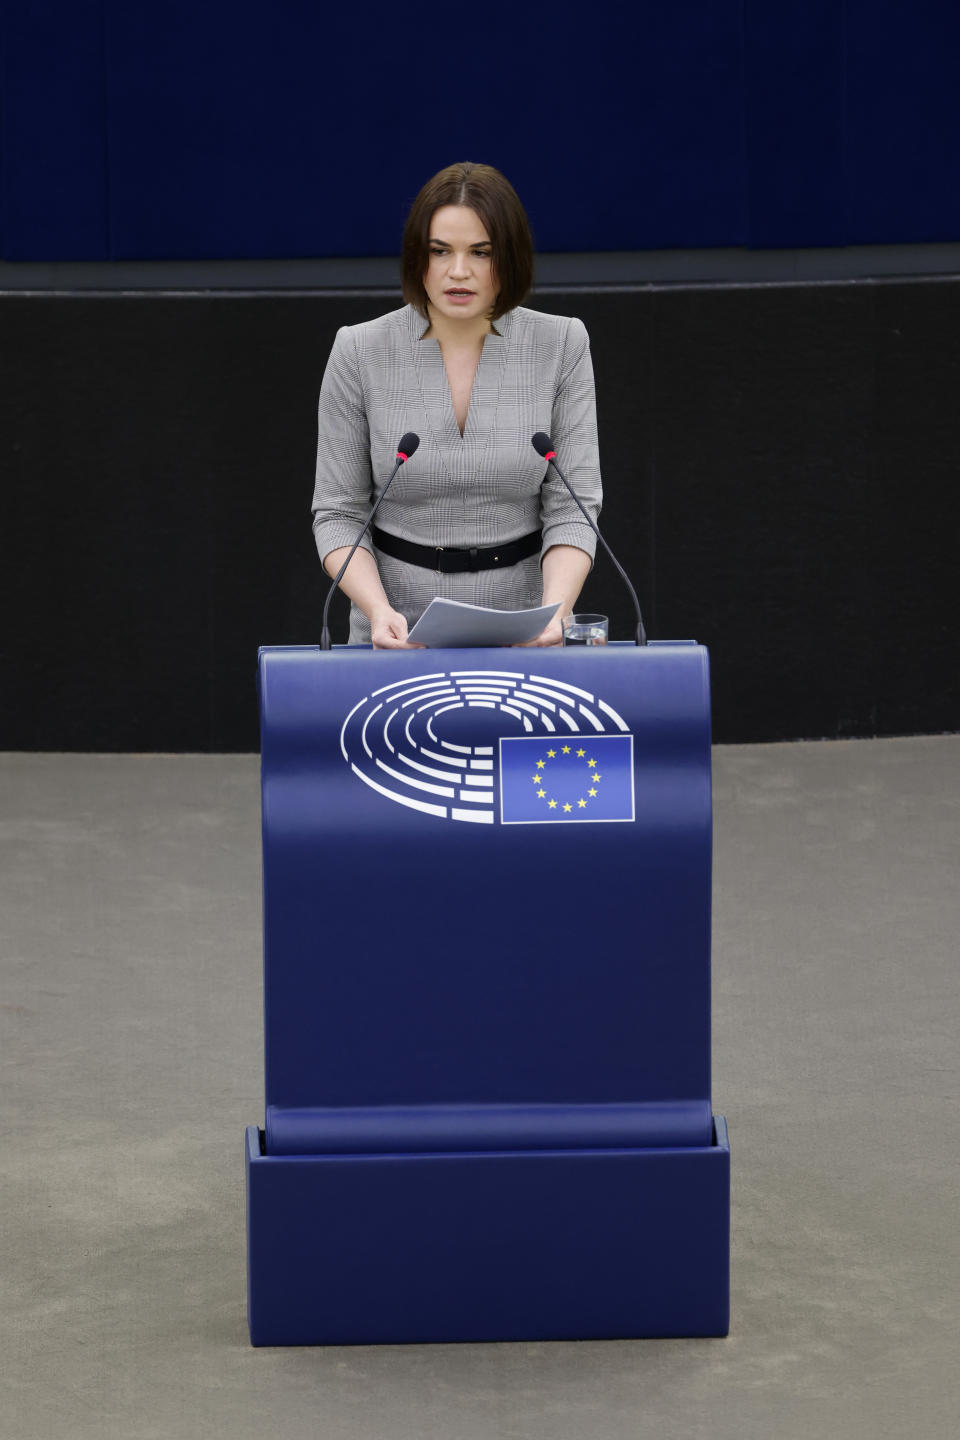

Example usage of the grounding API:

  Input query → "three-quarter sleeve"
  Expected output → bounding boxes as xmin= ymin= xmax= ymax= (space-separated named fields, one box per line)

xmin=311 ymin=326 xmax=375 ymax=565
xmin=539 ymin=317 xmax=602 ymax=562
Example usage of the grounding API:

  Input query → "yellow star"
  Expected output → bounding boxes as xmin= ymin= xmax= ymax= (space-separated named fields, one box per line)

xmin=588 ymin=759 xmax=596 ymax=767
xmin=537 ymin=789 xmax=546 ymax=798
xmin=548 ymin=799 xmax=557 ymax=809
xmin=593 ymin=774 xmax=602 ymax=782
xmin=531 ymin=774 xmax=541 ymax=783
xmin=546 ymin=748 xmax=556 ymax=758
xmin=561 ymin=745 xmax=571 ymax=754
xmin=537 ymin=760 xmax=546 ymax=769
xmin=588 ymin=788 xmax=597 ymax=797
xmin=576 ymin=748 xmax=586 ymax=757
xmin=562 ymin=803 xmax=572 ymax=812
xmin=578 ymin=798 xmax=587 ymax=808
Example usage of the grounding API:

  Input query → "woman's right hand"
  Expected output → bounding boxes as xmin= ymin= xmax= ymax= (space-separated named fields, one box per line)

xmin=370 ymin=606 xmax=423 ymax=650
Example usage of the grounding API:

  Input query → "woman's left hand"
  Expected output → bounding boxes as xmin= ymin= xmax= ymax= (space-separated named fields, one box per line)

xmin=515 ymin=613 xmax=564 ymax=647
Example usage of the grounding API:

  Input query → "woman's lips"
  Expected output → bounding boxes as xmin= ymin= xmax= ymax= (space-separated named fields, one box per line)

xmin=445 ymin=289 xmax=475 ymax=304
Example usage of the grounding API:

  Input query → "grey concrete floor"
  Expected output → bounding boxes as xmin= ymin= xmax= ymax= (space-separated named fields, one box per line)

xmin=2 ymin=737 xmax=958 ymax=1440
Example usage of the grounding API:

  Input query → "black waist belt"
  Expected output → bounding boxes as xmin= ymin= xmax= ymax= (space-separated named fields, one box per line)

xmin=372 ymin=526 xmax=541 ymax=574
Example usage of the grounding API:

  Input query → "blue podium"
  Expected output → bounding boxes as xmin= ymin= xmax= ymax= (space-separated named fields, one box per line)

xmin=246 ymin=642 xmax=729 ymax=1345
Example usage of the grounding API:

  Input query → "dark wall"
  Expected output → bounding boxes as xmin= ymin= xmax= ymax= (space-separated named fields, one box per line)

xmin=2 ymin=280 xmax=958 ymax=750
xmin=3 ymin=3 xmax=960 ymax=259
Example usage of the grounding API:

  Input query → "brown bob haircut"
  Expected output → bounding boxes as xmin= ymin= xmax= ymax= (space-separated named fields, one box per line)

xmin=402 ymin=162 xmax=534 ymax=321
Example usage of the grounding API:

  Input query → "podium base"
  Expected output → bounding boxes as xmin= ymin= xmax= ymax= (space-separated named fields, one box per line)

xmin=245 ymin=1119 xmax=730 ymax=1346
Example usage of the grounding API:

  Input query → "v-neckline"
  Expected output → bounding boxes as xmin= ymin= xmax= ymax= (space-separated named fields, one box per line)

xmin=443 ymin=342 xmax=484 ymax=439
xmin=409 ymin=306 xmax=511 ymax=476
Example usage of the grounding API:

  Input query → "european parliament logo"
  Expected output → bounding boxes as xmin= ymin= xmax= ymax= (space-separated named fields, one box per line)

xmin=340 ymin=668 xmax=635 ymax=826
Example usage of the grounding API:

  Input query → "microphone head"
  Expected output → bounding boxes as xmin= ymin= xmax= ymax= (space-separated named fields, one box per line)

xmin=531 ymin=432 xmax=555 ymax=459
xmin=397 ymin=432 xmax=420 ymax=461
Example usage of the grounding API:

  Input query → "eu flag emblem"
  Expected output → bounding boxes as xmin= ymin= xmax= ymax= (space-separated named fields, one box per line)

xmin=499 ymin=735 xmax=635 ymax=824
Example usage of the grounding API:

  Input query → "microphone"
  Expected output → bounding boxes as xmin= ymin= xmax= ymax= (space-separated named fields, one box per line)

xmin=320 ymin=432 xmax=420 ymax=650
xmin=531 ymin=432 xmax=647 ymax=645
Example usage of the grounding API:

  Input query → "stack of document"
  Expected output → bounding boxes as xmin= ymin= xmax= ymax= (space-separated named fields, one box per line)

xmin=406 ymin=598 xmax=560 ymax=648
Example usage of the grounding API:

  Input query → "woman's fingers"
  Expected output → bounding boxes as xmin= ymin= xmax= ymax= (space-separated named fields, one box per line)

xmin=371 ymin=609 xmax=424 ymax=650
xmin=515 ymin=615 xmax=564 ymax=647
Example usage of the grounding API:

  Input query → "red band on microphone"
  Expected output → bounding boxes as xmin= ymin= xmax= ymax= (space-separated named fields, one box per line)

xmin=544 ymin=450 xmax=556 ymax=461
xmin=396 ymin=451 xmax=409 ymax=462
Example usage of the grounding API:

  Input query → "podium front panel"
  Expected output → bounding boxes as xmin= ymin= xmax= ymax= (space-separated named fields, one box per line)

xmin=259 ymin=643 xmax=712 ymax=1145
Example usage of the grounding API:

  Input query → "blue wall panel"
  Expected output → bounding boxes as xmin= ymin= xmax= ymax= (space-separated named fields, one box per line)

xmin=0 ymin=2 xmax=108 ymax=259
xmin=846 ymin=0 xmax=960 ymax=243
xmin=2 ymin=2 xmax=960 ymax=260
xmin=744 ymin=1 xmax=847 ymax=247
xmin=102 ymin=1 xmax=744 ymax=259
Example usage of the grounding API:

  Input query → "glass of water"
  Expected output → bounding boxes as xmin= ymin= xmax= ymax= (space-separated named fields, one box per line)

xmin=562 ymin=613 xmax=609 ymax=646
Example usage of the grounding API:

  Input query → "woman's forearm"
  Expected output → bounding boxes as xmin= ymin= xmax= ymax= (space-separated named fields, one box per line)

xmin=540 ymin=544 xmax=592 ymax=617
xmin=514 ymin=543 xmax=593 ymax=646
xmin=323 ymin=546 xmax=392 ymax=623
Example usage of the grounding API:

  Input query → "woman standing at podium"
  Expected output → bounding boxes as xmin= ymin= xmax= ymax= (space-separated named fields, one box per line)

xmin=311 ymin=162 xmax=602 ymax=648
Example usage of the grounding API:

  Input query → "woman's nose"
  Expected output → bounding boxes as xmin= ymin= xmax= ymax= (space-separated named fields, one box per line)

xmin=449 ymin=251 xmax=470 ymax=277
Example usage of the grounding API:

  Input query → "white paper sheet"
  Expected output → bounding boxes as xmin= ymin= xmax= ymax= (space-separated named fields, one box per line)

xmin=406 ymin=597 xmax=560 ymax=648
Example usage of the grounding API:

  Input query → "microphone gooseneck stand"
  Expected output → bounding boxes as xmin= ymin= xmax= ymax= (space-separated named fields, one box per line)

xmin=319 ymin=432 xmax=421 ymax=651
xmin=531 ymin=433 xmax=647 ymax=645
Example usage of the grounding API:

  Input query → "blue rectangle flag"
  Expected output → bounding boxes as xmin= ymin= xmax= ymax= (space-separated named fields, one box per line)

xmin=499 ymin=734 xmax=634 ymax=824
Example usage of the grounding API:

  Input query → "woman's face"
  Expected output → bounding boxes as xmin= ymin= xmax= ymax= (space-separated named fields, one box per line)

xmin=423 ymin=206 xmax=497 ymax=323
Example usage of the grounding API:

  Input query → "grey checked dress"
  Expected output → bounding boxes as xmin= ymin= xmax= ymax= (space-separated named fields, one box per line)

xmin=311 ymin=303 xmax=602 ymax=643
